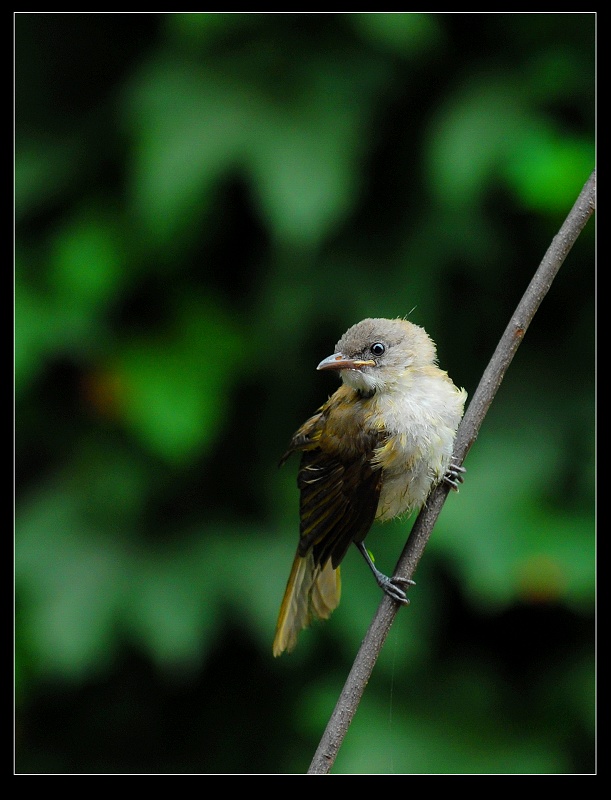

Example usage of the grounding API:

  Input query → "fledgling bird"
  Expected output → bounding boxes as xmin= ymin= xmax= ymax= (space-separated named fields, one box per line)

xmin=273 ymin=317 xmax=467 ymax=657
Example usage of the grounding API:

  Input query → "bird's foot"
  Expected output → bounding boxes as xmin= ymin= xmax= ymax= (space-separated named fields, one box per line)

xmin=356 ymin=541 xmax=415 ymax=605
xmin=377 ymin=573 xmax=415 ymax=605
xmin=443 ymin=457 xmax=466 ymax=491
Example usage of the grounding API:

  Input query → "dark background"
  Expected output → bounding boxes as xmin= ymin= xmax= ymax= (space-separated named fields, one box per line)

xmin=15 ymin=13 xmax=595 ymax=774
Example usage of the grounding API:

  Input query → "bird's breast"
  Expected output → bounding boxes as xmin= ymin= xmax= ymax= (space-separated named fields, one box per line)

xmin=315 ymin=370 xmax=465 ymax=521
xmin=367 ymin=373 xmax=466 ymax=519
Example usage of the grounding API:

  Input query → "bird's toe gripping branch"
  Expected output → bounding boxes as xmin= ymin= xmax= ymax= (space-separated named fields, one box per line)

xmin=355 ymin=541 xmax=415 ymax=605
xmin=443 ymin=456 xmax=466 ymax=491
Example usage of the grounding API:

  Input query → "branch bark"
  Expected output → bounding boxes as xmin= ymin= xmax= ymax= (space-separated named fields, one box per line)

xmin=307 ymin=170 xmax=596 ymax=775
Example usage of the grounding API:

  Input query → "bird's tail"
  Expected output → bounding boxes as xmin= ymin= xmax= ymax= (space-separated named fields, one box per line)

xmin=272 ymin=552 xmax=341 ymax=657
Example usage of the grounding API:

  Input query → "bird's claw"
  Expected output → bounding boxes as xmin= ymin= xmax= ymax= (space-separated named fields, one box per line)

xmin=378 ymin=574 xmax=414 ymax=605
xmin=390 ymin=575 xmax=416 ymax=588
xmin=355 ymin=541 xmax=415 ymax=605
xmin=443 ymin=457 xmax=466 ymax=491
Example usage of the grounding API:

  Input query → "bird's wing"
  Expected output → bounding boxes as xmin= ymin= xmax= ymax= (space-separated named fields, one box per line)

xmin=297 ymin=446 xmax=383 ymax=569
xmin=281 ymin=391 xmax=385 ymax=570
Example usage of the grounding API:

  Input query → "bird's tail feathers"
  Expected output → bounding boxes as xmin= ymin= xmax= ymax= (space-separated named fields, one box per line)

xmin=272 ymin=552 xmax=341 ymax=657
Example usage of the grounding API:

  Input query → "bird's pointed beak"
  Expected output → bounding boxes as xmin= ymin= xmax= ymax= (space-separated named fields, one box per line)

xmin=317 ymin=353 xmax=376 ymax=371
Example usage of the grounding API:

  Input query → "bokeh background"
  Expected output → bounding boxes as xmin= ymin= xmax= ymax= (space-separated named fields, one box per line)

xmin=15 ymin=13 xmax=595 ymax=774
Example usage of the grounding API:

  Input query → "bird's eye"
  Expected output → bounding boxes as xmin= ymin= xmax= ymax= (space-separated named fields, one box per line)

xmin=370 ymin=342 xmax=386 ymax=357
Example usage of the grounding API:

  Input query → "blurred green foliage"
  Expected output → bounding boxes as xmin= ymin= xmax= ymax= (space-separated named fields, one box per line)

xmin=15 ymin=12 xmax=595 ymax=774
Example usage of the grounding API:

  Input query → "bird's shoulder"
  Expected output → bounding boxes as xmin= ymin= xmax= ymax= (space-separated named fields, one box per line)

xmin=280 ymin=384 xmax=384 ymax=465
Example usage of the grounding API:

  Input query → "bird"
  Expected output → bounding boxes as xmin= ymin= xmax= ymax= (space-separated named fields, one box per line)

xmin=272 ymin=317 xmax=467 ymax=657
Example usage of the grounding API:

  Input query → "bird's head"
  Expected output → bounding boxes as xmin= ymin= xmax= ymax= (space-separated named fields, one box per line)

xmin=317 ymin=317 xmax=437 ymax=394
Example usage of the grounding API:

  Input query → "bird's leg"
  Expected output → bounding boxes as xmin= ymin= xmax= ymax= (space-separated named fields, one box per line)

xmin=443 ymin=456 xmax=466 ymax=491
xmin=355 ymin=541 xmax=414 ymax=605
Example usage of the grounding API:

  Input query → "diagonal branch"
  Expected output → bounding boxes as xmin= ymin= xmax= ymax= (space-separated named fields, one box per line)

xmin=308 ymin=169 xmax=596 ymax=775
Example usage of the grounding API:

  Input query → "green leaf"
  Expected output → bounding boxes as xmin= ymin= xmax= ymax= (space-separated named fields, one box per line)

xmin=114 ymin=296 xmax=245 ymax=462
xmin=504 ymin=127 xmax=594 ymax=213
xmin=349 ymin=12 xmax=441 ymax=56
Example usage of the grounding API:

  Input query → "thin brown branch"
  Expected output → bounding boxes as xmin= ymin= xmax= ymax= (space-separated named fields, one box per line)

xmin=308 ymin=170 xmax=596 ymax=775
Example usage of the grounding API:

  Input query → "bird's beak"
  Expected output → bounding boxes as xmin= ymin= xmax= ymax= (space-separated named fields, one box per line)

xmin=317 ymin=353 xmax=376 ymax=371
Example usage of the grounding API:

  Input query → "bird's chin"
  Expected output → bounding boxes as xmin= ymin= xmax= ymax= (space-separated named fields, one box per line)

xmin=341 ymin=369 xmax=379 ymax=394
